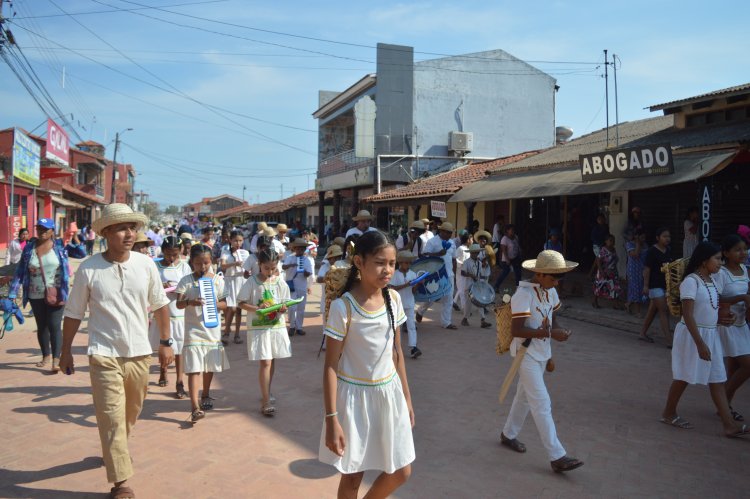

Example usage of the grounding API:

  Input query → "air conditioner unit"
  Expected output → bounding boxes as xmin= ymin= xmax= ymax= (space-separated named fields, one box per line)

xmin=449 ymin=131 xmax=473 ymax=153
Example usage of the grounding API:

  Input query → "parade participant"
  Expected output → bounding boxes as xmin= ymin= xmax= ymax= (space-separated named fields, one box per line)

xmin=421 ymin=219 xmax=435 ymax=239
xmin=453 ymin=231 xmax=472 ymax=312
xmin=150 ymin=236 xmax=192 ymax=396
xmin=625 ymin=229 xmax=648 ymax=317
xmin=59 ymin=204 xmax=172 ymax=498
xmin=461 ymin=244 xmax=492 ymax=328
xmin=320 ymin=230 xmax=414 ymax=497
xmin=345 ymin=210 xmax=377 ymax=238
xmin=592 ymin=234 xmax=623 ymax=310
xmin=5 ymin=227 xmax=28 ymax=265
xmin=243 ymin=235 xmax=276 ymax=278
xmin=212 ymin=229 xmax=230 ymax=264
xmin=716 ymin=234 xmax=750 ymax=421
xmin=389 ymin=250 xmax=420 ymax=358
xmin=659 ymin=242 xmax=750 ymax=437
xmin=474 ymin=229 xmax=496 ymax=267
xmin=176 ymin=244 xmax=229 ymax=424
xmin=276 ymin=223 xmax=290 ymax=244
xmin=131 ymin=232 xmax=153 ymax=255
xmin=332 ymin=236 xmax=346 ymax=251
xmin=238 ymin=248 xmax=292 ymax=416
xmin=248 ymin=222 xmax=268 ymax=254
xmin=407 ymin=220 xmax=426 ymax=258
xmin=499 ymin=250 xmax=583 ymax=473
xmin=9 ymin=219 xmax=86 ymax=372
xmin=492 ymin=215 xmax=505 ymax=247
xmin=180 ymin=232 xmax=193 ymax=261
xmin=317 ymin=245 xmax=343 ymax=318
xmin=282 ymin=238 xmax=314 ymax=336
xmin=683 ymin=207 xmax=699 ymax=259
xmin=200 ymin=226 xmax=215 ymax=249
xmin=219 ymin=230 xmax=249 ymax=346
xmin=416 ymin=222 xmax=457 ymax=329
xmin=640 ymin=227 xmax=673 ymax=345
xmin=495 ymin=224 xmax=522 ymax=291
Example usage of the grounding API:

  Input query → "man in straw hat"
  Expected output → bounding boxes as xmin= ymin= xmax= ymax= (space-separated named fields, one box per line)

xmin=345 ymin=209 xmax=377 ymax=239
xmin=59 ymin=204 xmax=173 ymax=498
xmin=415 ymin=222 xmax=458 ymax=329
xmin=498 ymin=249 xmax=584 ymax=474
xmin=282 ymin=238 xmax=315 ymax=336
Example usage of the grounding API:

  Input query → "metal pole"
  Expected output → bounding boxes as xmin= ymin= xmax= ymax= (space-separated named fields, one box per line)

xmin=613 ymin=53 xmax=620 ymax=147
xmin=375 ymin=155 xmax=382 ymax=194
xmin=109 ymin=132 xmax=119 ymax=203
xmin=604 ymin=49 xmax=609 ymax=148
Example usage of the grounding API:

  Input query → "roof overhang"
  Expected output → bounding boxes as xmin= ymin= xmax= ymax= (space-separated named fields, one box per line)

xmin=312 ymin=75 xmax=376 ymax=120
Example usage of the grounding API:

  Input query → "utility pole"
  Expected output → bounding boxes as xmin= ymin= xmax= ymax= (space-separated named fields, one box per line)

xmin=109 ymin=128 xmax=132 ymax=204
xmin=604 ymin=49 xmax=609 ymax=148
xmin=613 ymin=53 xmax=620 ymax=147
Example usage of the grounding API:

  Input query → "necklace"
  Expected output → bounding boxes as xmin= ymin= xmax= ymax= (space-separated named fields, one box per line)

xmin=697 ymin=272 xmax=718 ymax=311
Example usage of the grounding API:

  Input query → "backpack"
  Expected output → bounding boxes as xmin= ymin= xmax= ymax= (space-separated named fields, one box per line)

xmin=662 ymin=258 xmax=688 ymax=318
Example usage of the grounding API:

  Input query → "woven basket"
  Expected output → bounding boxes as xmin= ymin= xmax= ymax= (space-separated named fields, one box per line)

xmin=495 ymin=302 xmax=513 ymax=355
xmin=662 ymin=257 xmax=688 ymax=317
xmin=323 ymin=264 xmax=352 ymax=323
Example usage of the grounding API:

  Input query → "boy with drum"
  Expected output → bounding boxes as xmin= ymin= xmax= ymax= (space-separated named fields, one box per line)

xmin=461 ymin=244 xmax=492 ymax=328
xmin=416 ymin=222 xmax=457 ymax=329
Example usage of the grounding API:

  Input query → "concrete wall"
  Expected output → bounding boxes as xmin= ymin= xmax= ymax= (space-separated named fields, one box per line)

xmin=413 ymin=50 xmax=556 ymax=175
xmin=375 ymin=44 xmax=414 ymax=156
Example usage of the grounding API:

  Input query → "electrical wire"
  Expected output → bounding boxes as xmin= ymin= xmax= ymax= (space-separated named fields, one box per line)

xmin=12 ymin=0 xmax=228 ymax=19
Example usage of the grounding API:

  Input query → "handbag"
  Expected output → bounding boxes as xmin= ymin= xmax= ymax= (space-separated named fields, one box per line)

xmin=36 ymin=247 xmax=65 ymax=307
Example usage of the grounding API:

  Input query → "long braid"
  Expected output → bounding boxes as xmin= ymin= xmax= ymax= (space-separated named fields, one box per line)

xmin=382 ymin=287 xmax=396 ymax=337
xmin=342 ymin=265 xmax=359 ymax=295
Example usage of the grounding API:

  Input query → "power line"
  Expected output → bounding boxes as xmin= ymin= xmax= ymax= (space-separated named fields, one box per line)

xmin=12 ymin=0 xmax=228 ymax=19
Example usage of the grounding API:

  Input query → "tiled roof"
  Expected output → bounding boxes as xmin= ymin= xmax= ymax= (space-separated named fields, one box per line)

xmin=53 ymin=182 xmax=104 ymax=204
xmin=650 ymin=82 xmax=750 ymax=111
xmin=213 ymin=203 xmax=253 ymax=218
xmin=248 ymin=189 xmax=333 ymax=215
xmin=363 ymin=151 xmax=538 ymax=203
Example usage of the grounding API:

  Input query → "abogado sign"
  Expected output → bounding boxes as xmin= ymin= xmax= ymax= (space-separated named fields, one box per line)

xmin=580 ymin=144 xmax=673 ymax=182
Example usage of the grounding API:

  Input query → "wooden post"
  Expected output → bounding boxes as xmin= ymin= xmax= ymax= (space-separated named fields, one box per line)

xmin=317 ymin=190 xmax=325 ymax=244
xmin=333 ymin=190 xmax=341 ymax=237
xmin=562 ymin=196 xmax=568 ymax=256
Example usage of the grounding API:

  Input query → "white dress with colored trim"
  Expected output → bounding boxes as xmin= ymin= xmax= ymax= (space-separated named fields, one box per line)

xmin=318 ymin=291 xmax=414 ymax=474
xmin=715 ymin=265 xmax=750 ymax=357
xmin=149 ymin=260 xmax=192 ymax=353
xmin=176 ymin=273 xmax=230 ymax=374
xmin=220 ymin=248 xmax=249 ymax=307
xmin=237 ymin=275 xmax=292 ymax=361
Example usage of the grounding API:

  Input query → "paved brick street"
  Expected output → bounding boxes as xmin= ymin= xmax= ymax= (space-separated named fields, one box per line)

xmin=0 ymin=283 xmax=748 ymax=498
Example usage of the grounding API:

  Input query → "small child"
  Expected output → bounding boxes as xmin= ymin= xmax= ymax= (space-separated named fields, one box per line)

xmin=316 ymin=245 xmax=344 ymax=318
xmin=660 ymin=241 xmax=750 ymax=437
xmin=389 ymin=251 xmax=420 ymax=358
xmin=499 ymin=250 xmax=584 ymax=473
xmin=176 ymin=244 xmax=229 ymax=424
xmin=220 ymin=230 xmax=249 ymax=346
xmin=132 ymin=232 xmax=153 ymax=255
xmin=320 ymin=230 xmax=414 ymax=497
xmin=625 ymin=229 xmax=648 ymax=316
xmin=237 ymin=248 xmax=292 ymax=416
xmin=461 ymin=244 xmax=492 ymax=328
xmin=453 ymin=232 xmax=472 ymax=313
xmin=282 ymin=238 xmax=314 ymax=336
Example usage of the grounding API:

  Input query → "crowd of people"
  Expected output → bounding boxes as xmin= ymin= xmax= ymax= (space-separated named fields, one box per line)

xmin=2 ymin=203 xmax=750 ymax=498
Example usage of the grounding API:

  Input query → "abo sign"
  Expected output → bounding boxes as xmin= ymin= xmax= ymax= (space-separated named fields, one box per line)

xmin=580 ymin=144 xmax=673 ymax=182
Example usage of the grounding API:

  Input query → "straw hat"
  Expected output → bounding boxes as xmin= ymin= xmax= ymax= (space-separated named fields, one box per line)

xmin=133 ymin=232 xmax=154 ymax=246
xmin=333 ymin=237 xmax=346 ymax=247
xmin=397 ymin=250 xmax=416 ymax=263
xmin=290 ymin=238 xmax=308 ymax=248
xmin=180 ymin=232 xmax=193 ymax=241
xmin=522 ymin=250 xmax=578 ymax=274
xmin=262 ymin=227 xmax=277 ymax=238
xmin=276 ymin=223 xmax=288 ymax=232
xmin=409 ymin=220 xmax=425 ymax=230
xmin=325 ymin=245 xmax=343 ymax=259
xmin=438 ymin=222 xmax=454 ymax=233
xmin=352 ymin=210 xmax=373 ymax=222
xmin=474 ymin=230 xmax=492 ymax=242
xmin=421 ymin=218 xmax=431 ymax=225
xmin=92 ymin=203 xmax=148 ymax=233
xmin=468 ymin=243 xmax=482 ymax=253
xmin=256 ymin=221 xmax=268 ymax=233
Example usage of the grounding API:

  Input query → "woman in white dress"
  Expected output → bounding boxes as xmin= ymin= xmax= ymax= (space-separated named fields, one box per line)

xmin=176 ymin=244 xmax=229 ymax=423
xmin=660 ymin=241 xmax=749 ymax=437
xmin=149 ymin=236 xmax=192 ymax=397
xmin=220 ymin=230 xmax=249 ymax=345
xmin=716 ymin=234 xmax=750 ymax=422
xmin=320 ymin=230 xmax=415 ymax=498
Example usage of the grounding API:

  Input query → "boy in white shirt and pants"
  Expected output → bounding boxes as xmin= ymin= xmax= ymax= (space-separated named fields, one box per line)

xmin=390 ymin=251 xmax=420 ymax=358
xmin=282 ymin=238 xmax=314 ymax=336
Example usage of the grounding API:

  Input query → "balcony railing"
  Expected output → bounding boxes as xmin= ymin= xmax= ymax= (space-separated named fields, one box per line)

xmin=318 ymin=149 xmax=374 ymax=177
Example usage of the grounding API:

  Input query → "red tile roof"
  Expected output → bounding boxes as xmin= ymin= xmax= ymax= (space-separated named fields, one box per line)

xmin=213 ymin=203 xmax=254 ymax=218
xmin=363 ymin=151 xmax=538 ymax=203
xmin=248 ymin=189 xmax=333 ymax=215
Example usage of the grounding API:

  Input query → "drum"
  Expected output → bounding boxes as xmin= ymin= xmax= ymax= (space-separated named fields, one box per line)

xmin=469 ymin=280 xmax=495 ymax=307
xmin=411 ymin=257 xmax=451 ymax=302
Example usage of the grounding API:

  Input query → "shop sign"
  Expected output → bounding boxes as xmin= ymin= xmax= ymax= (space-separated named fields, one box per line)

xmin=8 ymin=216 xmax=22 ymax=240
xmin=431 ymin=200 xmax=447 ymax=218
xmin=46 ymin=118 xmax=70 ymax=167
xmin=701 ymin=186 xmax=711 ymax=242
xmin=580 ymin=144 xmax=673 ymax=182
xmin=12 ymin=129 xmax=41 ymax=186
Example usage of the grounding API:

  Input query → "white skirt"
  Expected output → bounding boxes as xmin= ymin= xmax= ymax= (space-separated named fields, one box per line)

xmin=224 ymin=275 xmax=246 ymax=308
xmin=247 ymin=327 xmax=292 ymax=361
xmin=182 ymin=343 xmax=230 ymax=374
xmin=149 ymin=317 xmax=185 ymax=355
xmin=318 ymin=374 xmax=415 ymax=474
xmin=718 ymin=322 xmax=750 ymax=358
xmin=671 ymin=323 xmax=726 ymax=385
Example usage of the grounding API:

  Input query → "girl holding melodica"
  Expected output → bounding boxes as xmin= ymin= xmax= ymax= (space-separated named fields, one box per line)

xmin=320 ymin=230 xmax=414 ymax=498
xmin=715 ymin=234 xmax=750 ymax=421
xmin=660 ymin=241 xmax=749 ymax=437
xmin=237 ymin=248 xmax=292 ymax=416
xmin=220 ymin=230 xmax=249 ymax=346
xmin=176 ymin=244 xmax=229 ymax=424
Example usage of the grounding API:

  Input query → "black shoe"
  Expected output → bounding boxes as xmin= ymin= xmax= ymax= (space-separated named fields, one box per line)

xmin=410 ymin=347 xmax=422 ymax=359
xmin=288 ymin=328 xmax=296 ymax=337
xmin=550 ymin=456 xmax=584 ymax=473
xmin=415 ymin=313 xmax=423 ymax=323
xmin=296 ymin=329 xmax=306 ymax=336
xmin=452 ymin=303 xmax=460 ymax=311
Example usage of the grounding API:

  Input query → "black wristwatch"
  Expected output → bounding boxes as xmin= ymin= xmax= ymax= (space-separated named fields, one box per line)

xmin=159 ymin=338 xmax=174 ymax=347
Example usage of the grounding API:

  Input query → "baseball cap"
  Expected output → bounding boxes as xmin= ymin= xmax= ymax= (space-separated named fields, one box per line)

xmin=36 ymin=218 xmax=55 ymax=230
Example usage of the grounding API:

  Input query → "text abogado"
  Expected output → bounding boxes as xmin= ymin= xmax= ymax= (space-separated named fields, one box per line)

xmin=580 ymin=144 xmax=673 ymax=181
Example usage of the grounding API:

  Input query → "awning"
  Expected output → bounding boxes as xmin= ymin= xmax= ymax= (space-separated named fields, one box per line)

xmin=449 ymin=151 xmax=737 ymax=203
xmin=51 ymin=195 xmax=85 ymax=209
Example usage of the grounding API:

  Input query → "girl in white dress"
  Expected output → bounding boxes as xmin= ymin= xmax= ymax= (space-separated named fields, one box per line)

xmin=660 ymin=241 xmax=750 ymax=437
xmin=150 ymin=236 xmax=192 ymax=397
xmin=176 ymin=244 xmax=229 ymax=424
xmin=237 ymin=248 xmax=292 ymax=416
xmin=716 ymin=234 xmax=750 ymax=422
xmin=220 ymin=230 xmax=249 ymax=345
xmin=320 ymin=230 xmax=415 ymax=498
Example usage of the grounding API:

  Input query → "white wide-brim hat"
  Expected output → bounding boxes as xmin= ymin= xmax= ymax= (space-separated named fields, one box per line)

xmin=352 ymin=210 xmax=373 ymax=222
xmin=521 ymin=250 xmax=579 ymax=274
xmin=92 ymin=203 xmax=148 ymax=233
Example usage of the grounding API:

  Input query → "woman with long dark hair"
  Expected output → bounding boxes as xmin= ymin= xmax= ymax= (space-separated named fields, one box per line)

xmin=639 ymin=227 xmax=673 ymax=345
